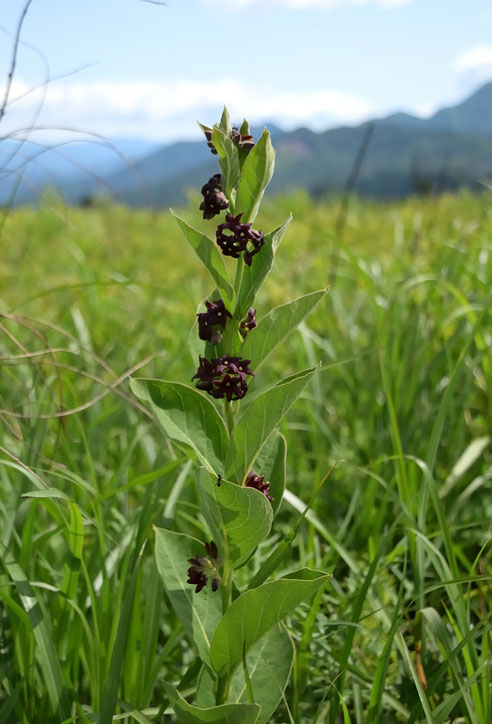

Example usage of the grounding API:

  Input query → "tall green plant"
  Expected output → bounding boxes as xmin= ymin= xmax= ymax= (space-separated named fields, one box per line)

xmin=131 ymin=109 xmax=329 ymax=722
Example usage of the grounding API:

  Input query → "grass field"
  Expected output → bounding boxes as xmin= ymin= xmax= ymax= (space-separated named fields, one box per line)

xmin=0 ymin=190 xmax=491 ymax=722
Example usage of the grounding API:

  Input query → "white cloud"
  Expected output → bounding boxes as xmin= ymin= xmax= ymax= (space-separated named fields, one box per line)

xmin=454 ymin=45 xmax=492 ymax=75
xmin=202 ymin=0 xmax=410 ymax=10
xmin=413 ymin=101 xmax=438 ymax=119
xmin=4 ymin=77 xmax=374 ymax=142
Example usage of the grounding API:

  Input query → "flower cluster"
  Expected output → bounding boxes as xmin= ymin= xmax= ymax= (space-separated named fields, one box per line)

xmin=245 ymin=470 xmax=274 ymax=502
xmin=199 ymin=174 xmax=229 ymax=220
xmin=197 ymin=298 xmax=232 ymax=345
xmin=216 ymin=212 xmax=264 ymax=266
xmin=187 ymin=541 xmax=221 ymax=593
xmin=201 ymin=125 xmax=255 ymax=156
xmin=193 ymin=355 xmax=253 ymax=401
xmin=230 ymin=126 xmax=255 ymax=153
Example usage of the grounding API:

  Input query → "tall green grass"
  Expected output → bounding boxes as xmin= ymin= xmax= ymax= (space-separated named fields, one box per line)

xmin=1 ymin=191 xmax=491 ymax=722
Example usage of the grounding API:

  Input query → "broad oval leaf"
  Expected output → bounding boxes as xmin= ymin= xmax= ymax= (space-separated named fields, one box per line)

xmin=241 ymin=290 xmax=328 ymax=372
xmin=164 ymin=681 xmax=260 ymax=724
xmin=154 ymin=528 xmax=222 ymax=667
xmin=225 ymin=366 xmax=318 ymax=484
xmin=228 ymin=625 xmax=294 ymax=724
xmin=234 ymin=216 xmax=291 ymax=320
xmin=197 ymin=625 xmax=294 ymax=724
xmin=131 ymin=379 xmax=228 ymax=476
xmin=235 ymin=129 xmax=275 ymax=224
xmin=195 ymin=468 xmax=273 ymax=569
xmin=171 ymin=211 xmax=235 ymax=309
xmin=210 ymin=568 xmax=330 ymax=677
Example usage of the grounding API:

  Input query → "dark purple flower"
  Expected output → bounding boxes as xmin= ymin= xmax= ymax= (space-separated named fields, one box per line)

xmin=240 ymin=308 xmax=257 ymax=336
xmin=187 ymin=541 xmax=221 ymax=594
xmin=199 ymin=174 xmax=229 ymax=220
xmin=216 ymin=212 xmax=264 ymax=266
xmin=192 ymin=354 xmax=254 ymax=402
xmin=197 ymin=297 xmax=232 ymax=345
xmin=204 ymin=541 xmax=218 ymax=559
xmin=245 ymin=470 xmax=274 ymax=502
xmin=202 ymin=128 xmax=218 ymax=155
xmin=230 ymin=127 xmax=255 ymax=153
xmin=186 ymin=565 xmax=208 ymax=593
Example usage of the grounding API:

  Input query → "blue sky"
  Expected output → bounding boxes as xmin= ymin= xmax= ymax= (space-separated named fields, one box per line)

xmin=2 ymin=0 xmax=492 ymax=143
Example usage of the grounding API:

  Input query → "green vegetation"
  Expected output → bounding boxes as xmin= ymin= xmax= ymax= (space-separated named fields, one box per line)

xmin=0 ymin=190 xmax=491 ymax=722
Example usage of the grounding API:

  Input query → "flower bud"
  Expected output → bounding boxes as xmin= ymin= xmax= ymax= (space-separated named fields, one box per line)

xmin=203 ymin=128 xmax=218 ymax=155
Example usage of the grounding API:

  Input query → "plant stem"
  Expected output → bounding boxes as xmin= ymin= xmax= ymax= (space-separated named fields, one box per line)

xmin=224 ymin=399 xmax=235 ymax=437
xmin=216 ymin=568 xmax=233 ymax=704
xmin=221 ymin=567 xmax=232 ymax=613
xmin=215 ymin=193 xmax=246 ymax=706
xmin=233 ymin=254 xmax=244 ymax=297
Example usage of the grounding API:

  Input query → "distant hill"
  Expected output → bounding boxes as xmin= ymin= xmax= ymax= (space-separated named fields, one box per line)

xmin=2 ymin=83 xmax=492 ymax=206
xmin=381 ymin=82 xmax=492 ymax=136
xmin=0 ymin=138 xmax=159 ymax=206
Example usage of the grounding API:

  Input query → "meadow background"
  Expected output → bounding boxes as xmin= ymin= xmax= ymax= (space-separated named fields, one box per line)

xmin=1 ymin=188 xmax=491 ymax=722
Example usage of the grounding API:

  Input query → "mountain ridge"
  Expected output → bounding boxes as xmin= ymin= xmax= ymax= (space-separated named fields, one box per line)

xmin=2 ymin=82 xmax=492 ymax=206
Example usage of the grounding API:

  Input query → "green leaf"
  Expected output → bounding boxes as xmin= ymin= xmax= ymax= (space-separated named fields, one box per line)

xmin=20 ymin=488 xmax=70 ymax=500
xmin=198 ymin=121 xmax=212 ymax=137
xmin=235 ymin=216 xmax=291 ymax=320
xmin=225 ymin=366 xmax=318 ymax=484
xmin=195 ymin=468 xmax=272 ymax=569
xmin=210 ymin=568 xmax=330 ymax=677
xmin=253 ymin=432 xmax=286 ymax=518
xmin=239 ymin=119 xmax=250 ymax=136
xmin=241 ymin=290 xmax=328 ymax=372
xmin=440 ymin=435 xmax=490 ymax=497
xmin=229 ymin=625 xmax=294 ymax=724
xmin=100 ymin=542 xmax=145 ymax=724
xmin=164 ymin=681 xmax=260 ymax=724
xmin=171 ymin=211 xmax=235 ymax=309
xmin=218 ymin=106 xmax=231 ymax=136
xmin=59 ymin=501 xmax=84 ymax=611
xmin=212 ymin=127 xmax=240 ymax=200
xmin=131 ymin=379 xmax=228 ymax=476
xmin=154 ymin=528 xmax=222 ymax=667
xmin=198 ymin=626 xmax=294 ymax=724
xmin=235 ymin=129 xmax=275 ymax=224
xmin=0 ymin=543 xmax=69 ymax=719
